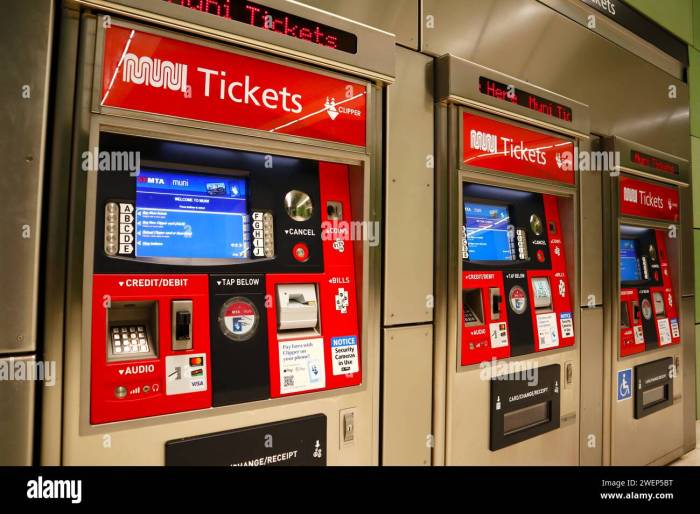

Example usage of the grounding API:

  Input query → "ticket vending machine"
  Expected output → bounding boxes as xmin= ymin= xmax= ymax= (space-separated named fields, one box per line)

xmin=434 ymin=56 xmax=591 ymax=464
xmin=602 ymin=137 xmax=689 ymax=465
xmin=44 ymin=0 xmax=394 ymax=465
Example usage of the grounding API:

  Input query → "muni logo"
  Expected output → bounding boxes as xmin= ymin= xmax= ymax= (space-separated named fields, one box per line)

xmin=122 ymin=52 xmax=189 ymax=93
xmin=623 ymin=187 xmax=638 ymax=204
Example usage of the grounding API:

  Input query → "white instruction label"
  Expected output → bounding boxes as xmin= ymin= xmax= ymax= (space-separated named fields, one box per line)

xmin=330 ymin=335 xmax=359 ymax=375
xmin=165 ymin=354 xmax=207 ymax=396
xmin=279 ymin=337 xmax=326 ymax=394
xmin=633 ymin=325 xmax=645 ymax=344
xmin=489 ymin=322 xmax=509 ymax=348
xmin=657 ymin=318 xmax=672 ymax=345
xmin=536 ymin=312 xmax=560 ymax=349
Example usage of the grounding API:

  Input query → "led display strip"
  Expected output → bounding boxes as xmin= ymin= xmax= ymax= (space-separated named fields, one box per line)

xmin=478 ymin=76 xmax=573 ymax=123
xmin=163 ymin=0 xmax=358 ymax=54
xmin=630 ymin=150 xmax=679 ymax=176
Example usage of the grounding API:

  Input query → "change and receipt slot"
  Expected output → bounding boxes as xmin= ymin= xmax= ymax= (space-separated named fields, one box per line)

xmin=435 ymin=55 xmax=589 ymax=464
xmin=52 ymin=1 xmax=394 ymax=465
xmin=603 ymin=137 xmax=688 ymax=465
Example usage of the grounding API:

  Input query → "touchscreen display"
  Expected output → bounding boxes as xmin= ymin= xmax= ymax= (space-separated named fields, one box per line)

xmin=464 ymin=202 xmax=513 ymax=261
xmin=135 ymin=169 xmax=249 ymax=259
xmin=620 ymin=238 xmax=642 ymax=282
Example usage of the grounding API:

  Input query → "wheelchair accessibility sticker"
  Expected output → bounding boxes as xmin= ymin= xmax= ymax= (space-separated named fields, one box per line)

xmin=617 ymin=368 xmax=632 ymax=401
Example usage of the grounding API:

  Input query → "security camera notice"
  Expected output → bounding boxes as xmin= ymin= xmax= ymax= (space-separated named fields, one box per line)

xmin=599 ymin=478 xmax=676 ymax=502
xmin=330 ymin=335 xmax=359 ymax=375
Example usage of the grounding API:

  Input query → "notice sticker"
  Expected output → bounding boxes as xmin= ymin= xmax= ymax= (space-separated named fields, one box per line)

xmin=489 ymin=322 xmax=509 ymax=348
xmin=657 ymin=318 xmax=672 ymax=345
xmin=559 ymin=312 xmax=574 ymax=339
xmin=536 ymin=312 xmax=560 ymax=349
xmin=330 ymin=335 xmax=359 ymax=375
xmin=633 ymin=325 xmax=645 ymax=344
xmin=165 ymin=354 xmax=207 ymax=395
xmin=670 ymin=318 xmax=680 ymax=339
xmin=279 ymin=338 xmax=326 ymax=394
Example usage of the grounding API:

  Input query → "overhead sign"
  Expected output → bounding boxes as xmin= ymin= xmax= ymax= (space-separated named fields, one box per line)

xmin=162 ymin=0 xmax=358 ymax=54
xmin=619 ymin=176 xmax=679 ymax=222
xmin=100 ymin=25 xmax=367 ymax=146
xmin=462 ymin=112 xmax=575 ymax=184
xmin=579 ymin=0 xmax=687 ymax=65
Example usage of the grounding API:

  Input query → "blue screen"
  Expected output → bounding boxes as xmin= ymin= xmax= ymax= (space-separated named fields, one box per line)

xmin=464 ymin=202 xmax=513 ymax=261
xmin=135 ymin=169 xmax=249 ymax=259
xmin=620 ymin=239 xmax=642 ymax=282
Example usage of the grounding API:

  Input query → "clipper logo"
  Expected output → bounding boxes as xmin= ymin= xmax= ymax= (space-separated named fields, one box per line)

xmin=325 ymin=96 xmax=362 ymax=120
xmin=326 ymin=97 xmax=339 ymax=120
xmin=122 ymin=52 xmax=189 ymax=93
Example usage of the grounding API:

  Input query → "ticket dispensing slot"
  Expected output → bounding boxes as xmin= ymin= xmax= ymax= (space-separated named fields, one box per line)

xmin=634 ymin=357 xmax=673 ymax=419
xmin=490 ymin=364 xmax=560 ymax=450
xmin=463 ymin=289 xmax=484 ymax=326
xmin=107 ymin=301 xmax=158 ymax=361
xmin=276 ymin=284 xmax=320 ymax=338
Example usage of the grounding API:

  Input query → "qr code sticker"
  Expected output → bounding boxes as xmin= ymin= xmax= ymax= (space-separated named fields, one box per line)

xmin=283 ymin=375 xmax=294 ymax=388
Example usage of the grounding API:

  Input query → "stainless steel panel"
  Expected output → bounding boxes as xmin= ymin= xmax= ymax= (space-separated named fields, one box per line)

xmin=72 ymin=0 xmax=396 ymax=82
xmin=423 ymin=0 xmax=690 ymax=159
xmin=580 ymin=140 xmax=603 ymax=306
xmin=681 ymin=297 xmax=696 ymax=452
xmin=610 ymin=347 xmax=683 ymax=465
xmin=384 ymin=47 xmax=434 ymax=325
xmin=0 ymin=356 xmax=36 ymax=465
xmin=435 ymin=55 xmax=590 ymax=138
xmin=382 ymin=325 xmax=433 ymax=465
xmin=300 ymin=0 xmax=418 ymax=50
xmin=0 ymin=0 xmax=54 ymax=354
xmin=40 ymin=5 xmax=81 ymax=465
xmin=579 ymin=307 xmax=603 ymax=465
xmin=681 ymin=186 xmax=695 ymax=297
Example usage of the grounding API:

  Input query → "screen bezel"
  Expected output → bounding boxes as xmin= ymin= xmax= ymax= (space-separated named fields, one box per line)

xmin=462 ymin=197 xmax=522 ymax=266
xmin=134 ymin=166 xmax=251 ymax=261
xmin=109 ymin=161 xmax=270 ymax=266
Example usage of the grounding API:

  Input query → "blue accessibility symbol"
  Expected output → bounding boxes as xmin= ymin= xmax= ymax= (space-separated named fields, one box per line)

xmin=617 ymin=369 xmax=632 ymax=401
